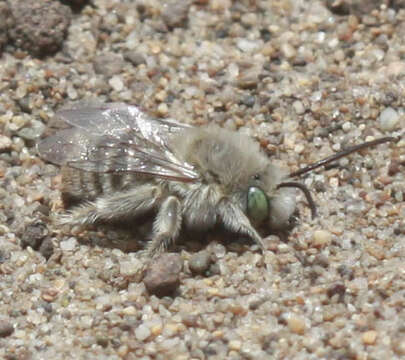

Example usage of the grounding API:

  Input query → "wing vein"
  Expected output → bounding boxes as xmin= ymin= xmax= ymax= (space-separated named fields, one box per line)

xmin=37 ymin=103 xmax=200 ymax=183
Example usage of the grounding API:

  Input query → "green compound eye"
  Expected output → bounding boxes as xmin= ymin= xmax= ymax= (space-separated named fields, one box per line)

xmin=247 ymin=186 xmax=269 ymax=224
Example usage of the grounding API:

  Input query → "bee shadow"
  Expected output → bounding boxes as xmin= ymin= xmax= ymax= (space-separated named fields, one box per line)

xmin=70 ymin=210 xmax=301 ymax=255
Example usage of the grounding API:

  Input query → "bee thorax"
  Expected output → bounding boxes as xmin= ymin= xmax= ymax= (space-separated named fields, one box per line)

xmin=181 ymin=184 xmax=222 ymax=230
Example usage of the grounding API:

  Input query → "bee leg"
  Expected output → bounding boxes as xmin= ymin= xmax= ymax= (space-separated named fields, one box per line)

xmin=217 ymin=200 xmax=265 ymax=251
xmin=145 ymin=196 xmax=182 ymax=257
xmin=59 ymin=184 xmax=162 ymax=226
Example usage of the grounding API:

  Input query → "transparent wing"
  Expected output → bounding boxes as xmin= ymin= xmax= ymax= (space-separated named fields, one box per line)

xmin=37 ymin=103 xmax=200 ymax=182
xmin=56 ymin=102 xmax=191 ymax=142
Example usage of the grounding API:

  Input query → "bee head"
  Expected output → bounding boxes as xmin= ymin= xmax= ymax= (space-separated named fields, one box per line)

xmin=246 ymin=136 xmax=395 ymax=230
xmin=245 ymin=171 xmax=309 ymax=230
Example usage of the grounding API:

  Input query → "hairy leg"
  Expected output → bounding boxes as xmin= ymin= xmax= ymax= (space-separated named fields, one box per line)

xmin=217 ymin=199 xmax=265 ymax=250
xmin=59 ymin=184 xmax=162 ymax=226
xmin=145 ymin=196 xmax=182 ymax=257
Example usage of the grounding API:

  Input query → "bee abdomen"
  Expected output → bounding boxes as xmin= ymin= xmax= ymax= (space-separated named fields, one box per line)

xmin=61 ymin=166 xmax=100 ymax=207
xmin=61 ymin=167 xmax=125 ymax=207
xmin=61 ymin=166 xmax=148 ymax=208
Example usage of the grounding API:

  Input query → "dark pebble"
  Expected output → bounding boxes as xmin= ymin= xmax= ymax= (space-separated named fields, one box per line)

xmin=337 ymin=264 xmax=354 ymax=280
xmin=327 ymin=0 xmax=390 ymax=16
xmin=216 ymin=28 xmax=229 ymax=39
xmin=259 ymin=28 xmax=271 ymax=41
xmin=143 ymin=253 xmax=183 ymax=297
xmin=240 ymin=95 xmax=256 ymax=107
xmin=313 ymin=254 xmax=330 ymax=268
xmin=123 ymin=51 xmax=146 ymax=67
xmin=61 ymin=0 xmax=90 ymax=9
xmin=161 ymin=0 xmax=190 ymax=28
xmin=39 ymin=237 xmax=54 ymax=260
xmin=327 ymin=282 xmax=346 ymax=298
xmin=96 ymin=336 xmax=109 ymax=348
xmin=325 ymin=0 xmax=350 ymax=15
xmin=0 ymin=321 xmax=14 ymax=337
xmin=9 ymin=0 xmax=72 ymax=57
xmin=20 ymin=221 xmax=48 ymax=250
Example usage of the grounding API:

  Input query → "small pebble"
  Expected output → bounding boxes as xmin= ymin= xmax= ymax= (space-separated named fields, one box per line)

xmin=294 ymin=144 xmax=305 ymax=154
xmin=20 ymin=221 xmax=48 ymax=250
xmin=93 ymin=53 xmax=126 ymax=77
xmin=143 ymin=253 xmax=183 ymax=297
xmin=161 ymin=0 xmax=190 ymax=28
xmin=0 ymin=135 xmax=12 ymax=151
xmin=17 ymin=120 xmax=46 ymax=140
xmin=60 ymin=237 xmax=77 ymax=251
xmin=150 ymin=323 xmax=163 ymax=337
xmin=385 ymin=61 xmax=405 ymax=77
xmin=123 ymin=51 xmax=146 ymax=66
xmin=0 ymin=321 xmax=14 ymax=337
xmin=41 ymin=287 xmax=59 ymax=302
xmin=157 ymin=103 xmax=169 ymax=116
xmin=287 ymin=314 xmax=306 ymax=335
xmin=155 ymin=90 xmax=167 ymax=102
xmin=362 ymin=330 xmax=377 ymax=345
xmin=228 ymin=340 xmax=242 ymax=351
xmin=326 ymin=0 xmax=350 ymax=15
xmin=116 ymin=345 xmax=129 ymax=357
xmin=119 ymin=258 xmax=143 ymax=277
xmin=326 ymin=283 xmax=346 ymax=298
xmin=135 ymin=324 xmax=151 ymax=341
xmin=39 ymin=237 xmax=54 ymax=260
xmin=379 ymin=107 xmax=399 ymax=131
xmin=67 ymin=85 xmax=78 ymax=100
xmin=122 ymin=306 xmax=136 ymax=316
xmin=189 ymin=251 xmax=211 ymax=275
xmin=292 ymin=100 xmax=305 ymax=115
xmin=237 ymin=39 xmax=260 ymax=53
xmin=342 ymin=121 xmax=352 ymax=132
xmin=281 ymin=43 xmax=296 ymax=59
xmin=241 ymin=95 xmax=256 ymax=107
xmin=392 ymin=337 xmax=405 ymax=355
xmin=109 ymin=76 xmax=124 ymax=92
xmin=241 ymin=13 xmax=258 ymax=26
xmin=96 ymin=336 xmax=109 ymax=348
xmin=311 ymin=230 xmax=332 ymax=248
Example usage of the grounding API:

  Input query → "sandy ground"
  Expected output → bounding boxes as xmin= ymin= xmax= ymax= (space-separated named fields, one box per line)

xmin=0 ymin=0 xmax=404 ymax=359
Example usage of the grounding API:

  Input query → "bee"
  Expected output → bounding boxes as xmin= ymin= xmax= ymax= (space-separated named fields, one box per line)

xmin=38 ymin=103 xmax=394 ymax=257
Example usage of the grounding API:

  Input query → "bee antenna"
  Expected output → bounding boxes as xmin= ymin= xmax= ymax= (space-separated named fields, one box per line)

xmin=289 ymin=136 xmax=396 ymax=178
xmin=277 ymin=182 xmax=317 ymax=219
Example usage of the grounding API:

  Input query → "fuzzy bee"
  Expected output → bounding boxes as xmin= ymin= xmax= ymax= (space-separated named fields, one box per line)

xmin=38 ymin=103 xmax=394 ymax=257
